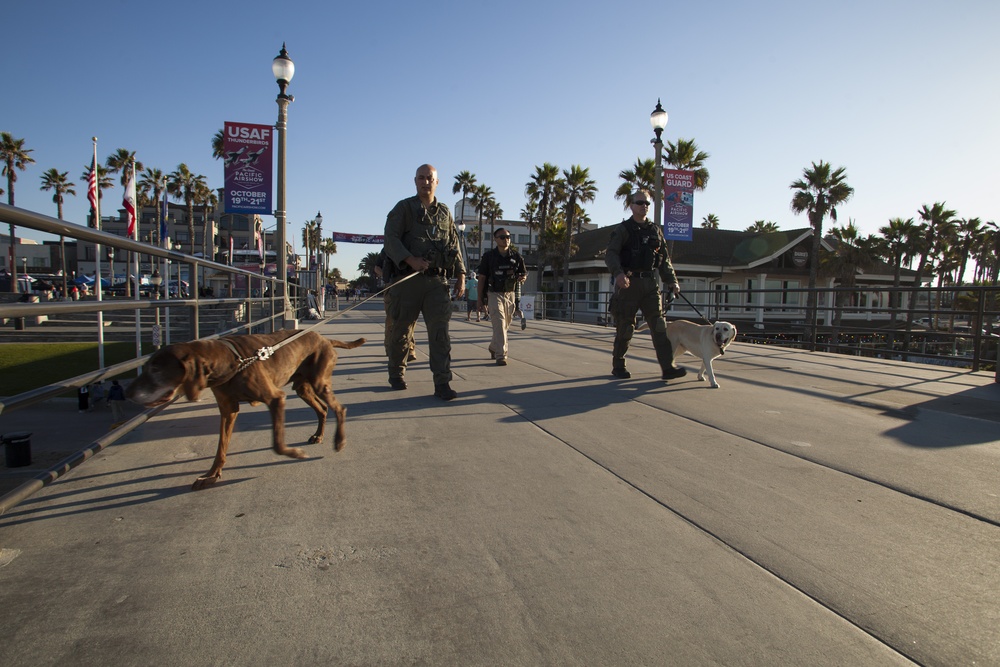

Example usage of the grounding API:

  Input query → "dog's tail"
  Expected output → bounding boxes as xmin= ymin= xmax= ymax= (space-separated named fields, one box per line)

xmin=329 ymin=337 xmax=366 ymax=350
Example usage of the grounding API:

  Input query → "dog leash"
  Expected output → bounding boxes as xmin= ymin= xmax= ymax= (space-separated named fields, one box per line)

xmin=673 ymin=292 xmax=713 ymax=325
xmin=218 ymin=270 xmax=426 ymax=373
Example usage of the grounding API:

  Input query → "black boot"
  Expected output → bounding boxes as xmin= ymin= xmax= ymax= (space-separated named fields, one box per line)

xmin=434 ymin=383 xmax=458 ymax=401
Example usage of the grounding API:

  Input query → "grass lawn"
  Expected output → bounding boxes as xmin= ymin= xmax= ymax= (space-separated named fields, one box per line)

xmin=0 ymin=342 xmax=156 ymax=396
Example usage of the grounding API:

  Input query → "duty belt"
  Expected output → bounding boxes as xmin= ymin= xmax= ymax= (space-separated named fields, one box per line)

xmin=629 ymin=270 xmax=657 ymax=278
xmin=423 ymin=268 xmax=448 ymax=277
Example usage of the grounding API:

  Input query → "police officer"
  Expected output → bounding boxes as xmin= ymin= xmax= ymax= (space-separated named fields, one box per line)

xmin=383 ymin=164 xmax=466 ymax=400
xmin=476 ymin=227 xmax=526 ymax=366
xmin=605 ymin=188 xmax=687 ymax=381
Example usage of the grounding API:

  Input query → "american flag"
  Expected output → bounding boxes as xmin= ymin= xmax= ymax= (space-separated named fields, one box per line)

xmin=123 ymin=164 xmax=137 ymax=237
xmin=87 ymin=157 xmax=99 ymax=211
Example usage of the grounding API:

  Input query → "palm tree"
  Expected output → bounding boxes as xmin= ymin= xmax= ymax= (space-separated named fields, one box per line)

xmin=139 ymin=168 xmax=167 ymax=245
xmin=452 ymin=170 xmax=477 ymax=229
xmin=823 ymin=222 xmax=877 ymax=345
xmin=745 ymin=220 xmax=779 ymax=233
xmin=302 ymin=219 xmax=320 ymax=270
xmin=1 ymin=132 xmax=35 ymax=291
xmin=212 ymin=129 xmax=225 ymax=160
xmin=167 ymin=163 xmax=201 ymax=255
xmin=520 ymin=200 xmax=539 ymax=254
xmin=701 ymin=214 xmax=721 ymax=229
xmin=484 ymin=198 xmax=503 ymax=243
xmin=559 ymin=165 xmax=597 ymax=297
xmin=40 ymin=168 xmax=76 ymax=295
xmin=195 ymin=180 xmax=217 ymax=259
xmin=663 ymin=138 xmax=710 ymax=190
xmin=358 ymin=251 xmax=381 ymax=277
xmin=877 ymin=217 xmax=917 ymax=321
xmin=912 ymin=202 xmax=957 ymax=293
xmin=39 ymin=168 xmax=75 ymax=219
xmin=470 ymin=184 xmax=494 ymax=259
xmin=789 ymin=160 xmax=854 ymax=347
xmin=954 ymin=217 xmax=982 ymax=286
xmin=614 ymin=158 xmax=655 ymax=209
xmin=319 ymin=237 xmax=337 ymax=280
xmin=524 ymin=163 xmax=562 ymax=235
xmin=105 ymin=148 xmax=144 ymax=188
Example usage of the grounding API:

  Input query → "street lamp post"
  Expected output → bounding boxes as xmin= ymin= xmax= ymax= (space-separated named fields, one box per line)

xmin=314 ymin=210 xmax=323 ymax=278
xmin=650 ymin=99 xmax=668 ymax=229
xmin=150 ymin=270 xmax=163 ymax=348
xmin=20 ymin=257 xmax=27 ymax=293
xmin=273 ymin=43 xmax=295 ymax=324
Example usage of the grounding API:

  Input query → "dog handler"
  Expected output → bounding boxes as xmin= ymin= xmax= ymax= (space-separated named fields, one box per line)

xmin=605 ymin=188 xmax=687 ymax=381
xmin=383 ymin=164 xmax=466 ymax=400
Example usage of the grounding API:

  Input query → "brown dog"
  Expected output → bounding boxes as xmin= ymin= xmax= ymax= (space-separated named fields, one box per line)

xmin=126 ymin=330 xmax=365 ymax=489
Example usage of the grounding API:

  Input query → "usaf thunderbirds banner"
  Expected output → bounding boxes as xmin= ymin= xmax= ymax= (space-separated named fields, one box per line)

xmin=223 ymin=121 xmax=273 ymax=215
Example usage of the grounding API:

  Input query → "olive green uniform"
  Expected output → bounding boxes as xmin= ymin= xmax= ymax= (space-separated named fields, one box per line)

xmin=605 ymin=217 xmax=679 ymax=374
xmin=383 ymin=195 xmax=465 ymax=386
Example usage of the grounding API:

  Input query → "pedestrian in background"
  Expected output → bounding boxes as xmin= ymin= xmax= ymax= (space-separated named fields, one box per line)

xmin=477 ymin=227 xmax=527 ymax=366
xmin=108 ymin=380 xmax=126 ymax=425
xmin=465 ymin=274 xmax=479 ymax=322
xmin=89 ymin=381 xmax=105 ymax=411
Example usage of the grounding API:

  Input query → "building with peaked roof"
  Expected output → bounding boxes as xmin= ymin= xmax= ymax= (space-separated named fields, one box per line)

xmin=534 ymin=226 xmax=919 ymax=328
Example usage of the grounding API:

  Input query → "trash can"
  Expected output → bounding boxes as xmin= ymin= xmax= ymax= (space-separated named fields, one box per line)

xmin=2 ymin=432 xmax=32 ymax=468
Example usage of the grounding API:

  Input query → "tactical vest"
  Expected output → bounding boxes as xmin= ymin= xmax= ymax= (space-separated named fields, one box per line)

xmin=483 ymin=249 xmax=524 ymax=293
xmin=618 ymin=219 xmax=665 ymax=271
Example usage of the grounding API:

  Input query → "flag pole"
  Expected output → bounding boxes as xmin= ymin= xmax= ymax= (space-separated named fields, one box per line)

xmin=128 ymin=161 xmax=142 ymax=358
xmin=92 ymin=137 xmax=106 ymax=369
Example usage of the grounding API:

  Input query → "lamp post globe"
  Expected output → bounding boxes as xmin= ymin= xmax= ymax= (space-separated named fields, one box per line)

xmin=649 ymin=99 xmax=668 ymax=228
xmin=273 ymin=43 xmax=295 ymax=321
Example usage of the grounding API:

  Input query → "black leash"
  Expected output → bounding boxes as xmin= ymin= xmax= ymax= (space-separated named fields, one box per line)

xmin=220 ymin=270 xmax=424 ymax=372
xmin=672 ymin=292 xmax=713 ymax=325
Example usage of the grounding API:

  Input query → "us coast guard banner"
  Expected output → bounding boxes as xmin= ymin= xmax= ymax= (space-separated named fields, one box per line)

xmin=223 ymin=122 xmax=273 ymax=215
xmin=662 ymin=169 xmax=695 ymax=241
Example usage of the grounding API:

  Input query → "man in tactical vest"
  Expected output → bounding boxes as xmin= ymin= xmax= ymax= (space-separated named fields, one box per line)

xmin=605 ymin=188 xmax=687 ymax=381
xmin=476 ymin=227 xmax=527 ymax=366
xmin=383 ymin=164 xmax=466 ymax=400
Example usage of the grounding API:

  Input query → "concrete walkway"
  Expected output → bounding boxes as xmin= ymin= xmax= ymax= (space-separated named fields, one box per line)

xmin=1 ymin=303 xmax=998 ymax=665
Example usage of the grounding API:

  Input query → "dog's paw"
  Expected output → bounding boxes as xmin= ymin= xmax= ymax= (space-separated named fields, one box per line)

xmin=286 ymin=447 xmax=308 ymax=460
xmin=308 ymin=434 xmax=322 ymax=444
xmin=192 ymin=473 xmax=221 ymax=491
xmin=334 ymin=437 xmax=346 ymax=452
xmin=709 ymin=382 xmax=721 ymax=389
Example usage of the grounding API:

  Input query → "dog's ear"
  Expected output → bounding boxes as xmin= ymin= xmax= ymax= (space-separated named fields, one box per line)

xmin=176 ymin=348 xmax=209 ymax=401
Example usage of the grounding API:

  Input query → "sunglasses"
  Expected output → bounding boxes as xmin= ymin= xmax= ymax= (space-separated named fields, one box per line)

xmin=496 ymin=235 xmax=511 ymax=239
xmin=632 ymin=201 xmax=651 ymax=206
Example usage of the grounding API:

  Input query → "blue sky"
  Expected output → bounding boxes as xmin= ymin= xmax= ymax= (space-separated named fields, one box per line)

xmin=5 ymin=0 xmax=998 ymax=279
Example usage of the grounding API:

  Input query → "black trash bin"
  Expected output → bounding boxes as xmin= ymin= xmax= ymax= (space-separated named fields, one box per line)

xmin=2 ymin=432 xmax=32 ymax=468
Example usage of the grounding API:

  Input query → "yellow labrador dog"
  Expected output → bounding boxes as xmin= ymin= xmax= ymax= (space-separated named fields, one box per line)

xmin=665 ymin=320 xmax=737 ymax=388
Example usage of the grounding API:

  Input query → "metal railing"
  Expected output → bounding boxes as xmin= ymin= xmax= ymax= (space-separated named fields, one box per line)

xmin=531 ymin=284 xmax=1000 ymax=371
xmin=0 ymin=202 xmax=312 ymax=414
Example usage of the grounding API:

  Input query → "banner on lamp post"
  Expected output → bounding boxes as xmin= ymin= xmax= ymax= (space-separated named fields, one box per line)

xmin=662 ymin=168 xmax=694 ymax=241
xmin=223 ymin=121 xmax=273 ymax=215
